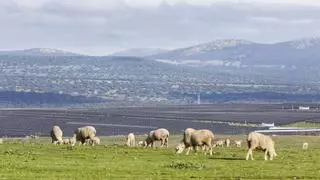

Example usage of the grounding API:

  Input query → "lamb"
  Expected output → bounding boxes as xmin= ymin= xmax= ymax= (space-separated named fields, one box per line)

xmin=138 ymin=141 xmax=146 ymax=147
xmin=214 ymin=140 xmax=224 ymax=147
xmin=73 ymin=126 xmax=97 ymax=145
xmin=126 ymin=133 xmax=135 ymax=147
xmin=50 ymin=125 xmax=63 ymax=145
xmin=225 ymin=138 xmax=231 ymax=147
xmin=246 ymin=132 xmax=277 ymax=160
xmin=145 ymin=128 xmax=169 ymax=148
xmin=235 ymin=140 xmax=243 ymax=147
xmin=302 ymin=142 xmax=308 ymax=150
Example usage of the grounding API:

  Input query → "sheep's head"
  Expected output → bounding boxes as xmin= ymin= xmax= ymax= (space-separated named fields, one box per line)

xmin=175 ymin=143 xmax=185 ymax=154
xmin=57 ymin=139 xmax=64 ymax=145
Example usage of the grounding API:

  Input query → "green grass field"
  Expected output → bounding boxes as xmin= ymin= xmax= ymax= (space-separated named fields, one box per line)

xmin=282 ymin=121 xmax=320 ymax=128
xmin=0 ymin=135 xmax=319 ymax=179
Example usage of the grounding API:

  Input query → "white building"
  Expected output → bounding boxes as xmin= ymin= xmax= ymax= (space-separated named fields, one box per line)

xmin=261 ymin=123 xmax=275 ymax=127
xmin=299 ymin=106 xmax=310 ymax=110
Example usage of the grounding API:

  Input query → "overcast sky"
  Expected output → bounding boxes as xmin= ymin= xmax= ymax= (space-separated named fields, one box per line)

xmin=1 ymin=0 xmax=320 ymax=55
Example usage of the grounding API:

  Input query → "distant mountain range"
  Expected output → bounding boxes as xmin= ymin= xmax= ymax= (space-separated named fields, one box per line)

xmin=2 ymin=37 xmax=320 ymax=70
xmin=109 ymin=48 xmax=167 ymax=57
xmin=0 ymin=48 xmax=84 ymax=56
xmin=150 ymin=37 xmax=320 ymax=69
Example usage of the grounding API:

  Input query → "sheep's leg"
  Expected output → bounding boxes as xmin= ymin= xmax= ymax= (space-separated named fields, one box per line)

xmin=270 ymin=153 xmax=274 ymax=161
xmin=165 ymin=138 xmax=168 ymax=148
xmin=208 ymin=145 xmax=213 ymax=156
xmin=186 ymin=147 xmax=191 ymax=155
xmin=193 ymin=145 xmax=197 ymax=154
xmin=246 ymin=149 xmax=253 ymax=160
xmin=264 ymin=150 xmax=268 ymax=160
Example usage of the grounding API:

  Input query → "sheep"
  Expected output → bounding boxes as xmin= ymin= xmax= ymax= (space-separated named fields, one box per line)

xmin=63 ymin=138 xmax=71 ymax=145
xmin=138 ymin=141 xmax=146 ymax=147
xmin=246 ymin=132 xmax=277 ymax=161
xmin=225 ymin=138 xmax=231 ymax=147
xmin=0 ymin=138 xmax=3 ymax=144
xmin=176 ymin=128 xmax=214 ymax=155
xmin=235 ymin=140 xmax=243 ymax=148
xmin=145 ymin=128 xmax=169 ymax=148
xmin=70 ymin=137 xmax=77 ymax=146
xmin=214 ymin=140 xmax=224 ymax=147
xmin=50 ymin=125 xmax=63 ymax=145
xmin=126 ymin=133 xmax=135 ymax=147
xmin=302 ymin=142 xmax=308 ymax=150
xmin=73 ymin=126 xmax=97 ymax=145
xmin=87 ymin=136 xmax=100 ymax=146
xmin=175 ymin=128 xmax=197 ymax=154
xmin=190 ymin=129 xmax=215 ymax=155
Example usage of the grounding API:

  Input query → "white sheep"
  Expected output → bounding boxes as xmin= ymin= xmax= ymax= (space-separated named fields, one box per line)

xmin=138 ymin=141 xmax=146 ymax=147
xmin=302 ymin=142 xmax=308 ymax=150
xmin=225 ymin=138 xmax=230 ymax=147
xmin=190 ymin=129 xmax=215 ymax=155
xmin=88 ymin=136 xmax=100 ymax=146
xmin=175 ymin=128 xmax=196 ymax=154
xmin=176 ymin=128 xmax=214 ymax=155
xmin=246 ymin=132 xmax=277 ymax=160
xmin=214 ymin=140 xmax=224 ymax=147
xmin=73 ymin=126 xmax=97 ymax=145
xmin=63 ymin=138 xmax=71 ymax=145
xmin=50 ymin=125 xmax=63 ymax=145
xmin=235 ymin=140 xmax=243 ymax=148
xmin=145 ymin=128 xmax=169 ymax=148
xmin=126 ymin=133 xmax=135 ymax=147
xmin=70 ymin=137 xmax=77 ymax=146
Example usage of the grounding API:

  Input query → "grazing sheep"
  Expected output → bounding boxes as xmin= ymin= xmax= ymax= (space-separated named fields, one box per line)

xmin=302 ymin=142 xmax=308 ymax=150
xmin=138 ymin=141 xmax=146 ymax=147
xmin=73 ymin=126 xmax=97 ymax=145
xmin=176 ymin=128 xmax=214 ymax=155
xmin=214 ymin=140 xmax=224 ymax=147
xmin=126 ymin=133 xmax=135 ymax=147
xmin=175 ymin=128 xmax=196 ymax=154
xmin=235 ymin=140 xmax=243 ymax=148
xmin=190 ymin=129 xmax=215 ymax=155
xmin=70 ymin=137 xmax=77 ymax=146
xmin=225 ymin=138 xmax=231 ymax=147
xmin=63 ymin=138 xmax=71 ymax=145
xmin=145 ymin=128 xmax=169 ymax=148
xmin=246 ymin=132 xmax=277 ymax=161
xmin=50 ymin=125 xmax=63 ymax=145
xmin=88 ymin=136 xmax=100 ymax=146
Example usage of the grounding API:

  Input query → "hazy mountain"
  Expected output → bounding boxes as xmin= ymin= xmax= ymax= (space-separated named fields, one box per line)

xmin=150 ymin=37 xmax=320 ymax=69
xmin=110 ymin=48 xmax=167 ymax=57
xmin=0 ymin=48 xmax=84 ymax=56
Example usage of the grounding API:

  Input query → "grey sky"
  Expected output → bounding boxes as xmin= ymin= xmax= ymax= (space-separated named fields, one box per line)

xmin=1 ymin=0 xmax=320 ymax=55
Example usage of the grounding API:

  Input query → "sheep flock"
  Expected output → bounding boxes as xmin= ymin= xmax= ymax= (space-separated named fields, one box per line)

xmin=5 ymin=124 xmax=318 ymax=162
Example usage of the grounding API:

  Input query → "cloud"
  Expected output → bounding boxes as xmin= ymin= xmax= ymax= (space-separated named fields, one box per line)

xmin=0 ymin=0 xmax=320 ymax=55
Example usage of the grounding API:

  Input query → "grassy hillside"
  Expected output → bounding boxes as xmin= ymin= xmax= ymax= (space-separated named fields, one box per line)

xmin=0 ymin=135 xmax=319 ymax=179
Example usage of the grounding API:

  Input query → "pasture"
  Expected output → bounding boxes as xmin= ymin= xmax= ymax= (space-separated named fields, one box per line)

xmin=0 ymin=135 xmax=319 ymax=179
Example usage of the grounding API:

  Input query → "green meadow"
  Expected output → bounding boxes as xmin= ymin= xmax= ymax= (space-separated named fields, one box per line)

xmin=0 ymin=135 xmax=319 ymax=179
